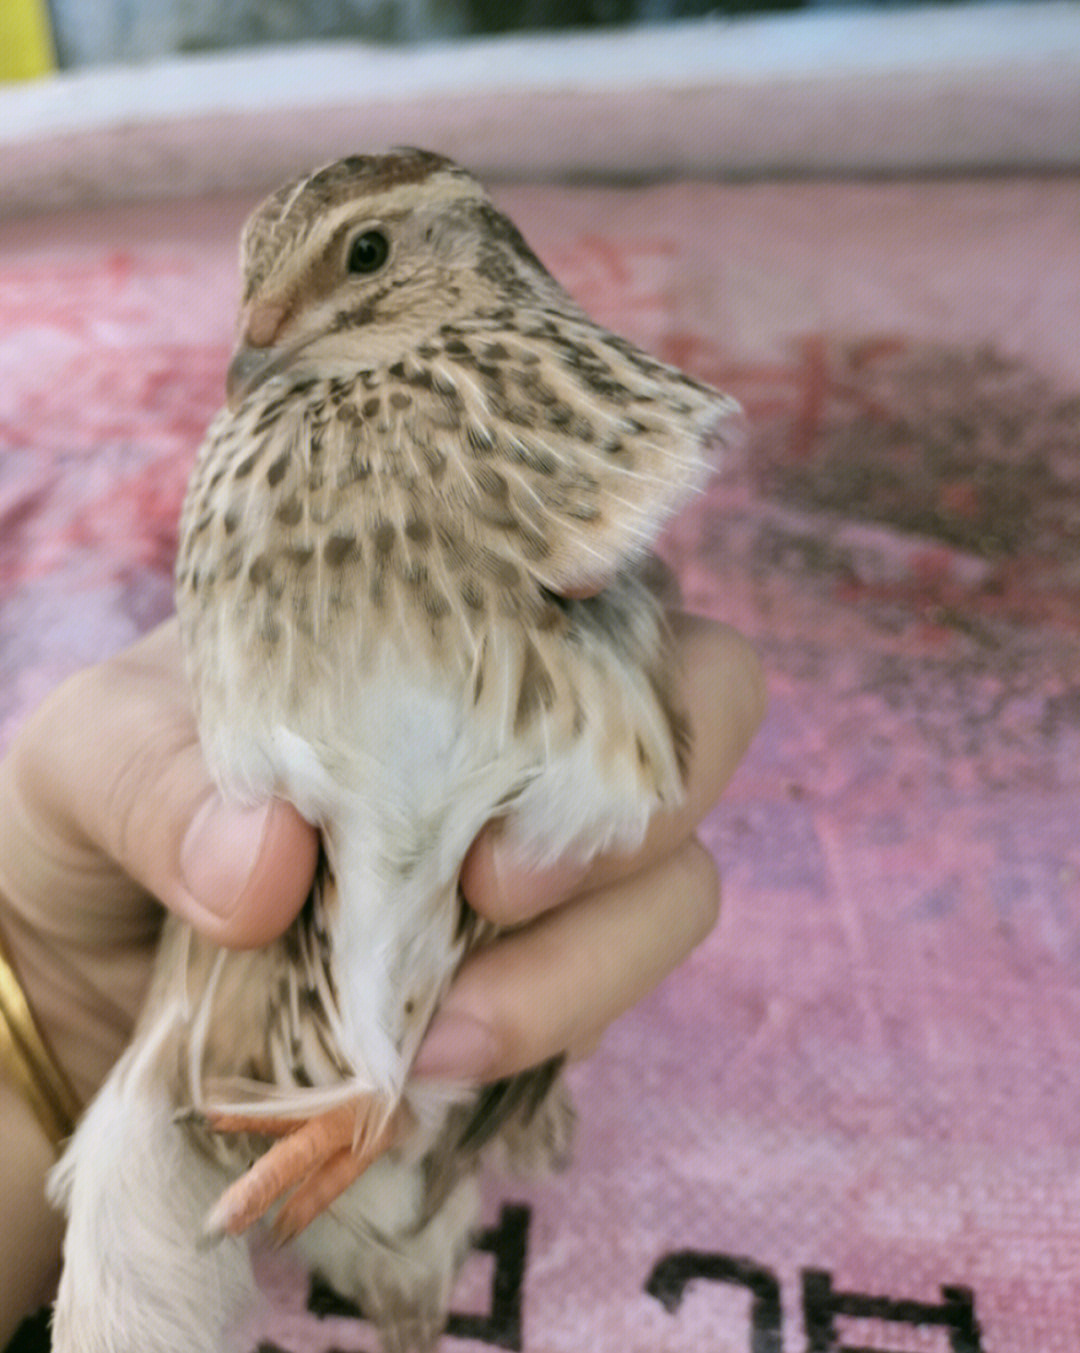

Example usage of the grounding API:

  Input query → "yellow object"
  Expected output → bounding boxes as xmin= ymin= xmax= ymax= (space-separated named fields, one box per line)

xmin=0 ymin=931 xmax=80 ymax=1147
xmin=0 ymin=0 xmax=57 ymax=81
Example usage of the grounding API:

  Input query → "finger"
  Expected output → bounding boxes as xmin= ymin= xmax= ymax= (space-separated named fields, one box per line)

xmin=414 ymin=836 xmax=719 ymax=1083
xmin=6 ymin=620 xmax=318 ymax=949
xmin=461 ymin=616 xmax=764 ymax=925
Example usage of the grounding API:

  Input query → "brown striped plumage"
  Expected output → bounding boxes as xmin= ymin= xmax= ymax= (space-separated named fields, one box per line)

xmin=50 ymin=151 xmax=742 ymax=1353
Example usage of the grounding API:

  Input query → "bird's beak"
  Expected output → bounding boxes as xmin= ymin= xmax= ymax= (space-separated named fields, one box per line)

xmin=225 ymin=302 xmax=290 ymax=412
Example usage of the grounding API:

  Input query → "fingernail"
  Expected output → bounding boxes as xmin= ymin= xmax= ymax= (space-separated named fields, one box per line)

xmin=180 ymin=795 xmax=271 ymax=917
xmin=412 ymin=1012 xmax=501 ymax=1081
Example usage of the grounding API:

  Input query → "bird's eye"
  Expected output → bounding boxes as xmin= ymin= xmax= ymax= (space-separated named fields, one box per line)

xmin=347 ymin=230 xmax=390 ymax=275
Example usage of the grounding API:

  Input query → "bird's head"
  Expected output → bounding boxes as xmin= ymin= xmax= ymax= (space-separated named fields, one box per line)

xmin=226 ymin=148 xmax=569 ymax=410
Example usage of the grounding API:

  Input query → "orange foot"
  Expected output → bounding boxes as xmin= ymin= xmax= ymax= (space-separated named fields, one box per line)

xmin=202 ymin=1099 xmax=405 ymax=1243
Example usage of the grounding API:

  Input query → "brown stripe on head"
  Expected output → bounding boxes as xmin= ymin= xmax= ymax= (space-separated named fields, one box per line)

xmin=297 ymin=149 xmax=460 ymax=213
xmin=240 ymin=149 xmax=468 ymax=302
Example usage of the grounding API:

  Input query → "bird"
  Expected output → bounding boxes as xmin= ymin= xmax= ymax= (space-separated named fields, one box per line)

xmin=49 ymin=148 xmax=741 ymax=1353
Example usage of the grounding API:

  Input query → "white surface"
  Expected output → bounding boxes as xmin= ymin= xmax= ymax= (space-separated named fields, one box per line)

xmin=1 ymin=2 xmax=1078 ymax=214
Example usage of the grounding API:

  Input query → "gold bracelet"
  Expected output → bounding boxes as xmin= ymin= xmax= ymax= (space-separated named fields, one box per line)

xmin=0 ymin=932 xmax=80 ymax=1148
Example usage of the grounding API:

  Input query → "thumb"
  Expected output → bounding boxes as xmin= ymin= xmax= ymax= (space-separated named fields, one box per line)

xmin=8 ymin=622 xmax=318 ymax=949
xmin=173 ymin=790 xmax=318 ymax=948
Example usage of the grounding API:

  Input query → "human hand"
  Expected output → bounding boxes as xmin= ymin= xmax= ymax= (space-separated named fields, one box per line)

xmin=416 ymin=612 xmax=766 ymax=1081
xmin=2 ymin=612 xmax=763 ymax=1100
xmin=0 ymin=612 xmax=763 ymax=1310
xmin=0 ymin=619 xmax=318 ymax=1343
xmin=199 ymin=612 xmax=766 ymax=1241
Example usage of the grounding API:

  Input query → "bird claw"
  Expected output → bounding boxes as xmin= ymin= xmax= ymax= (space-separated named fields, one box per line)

xmin=202 ymin=1109 xmax=310 ymax=1138
xmin=202 ymin=1098 xmax=405 ymax=1242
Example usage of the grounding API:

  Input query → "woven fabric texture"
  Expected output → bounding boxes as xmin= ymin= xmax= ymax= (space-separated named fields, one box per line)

xmin=1 ymin=177 xmax=1078 ymax=1353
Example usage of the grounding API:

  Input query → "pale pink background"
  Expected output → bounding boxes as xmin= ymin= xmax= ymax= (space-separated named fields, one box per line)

xmin=2 ymin=176 xmax=1079 ymax=1351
